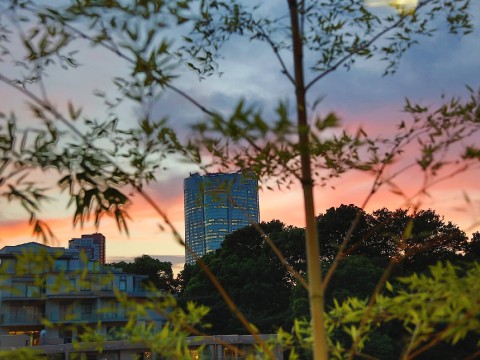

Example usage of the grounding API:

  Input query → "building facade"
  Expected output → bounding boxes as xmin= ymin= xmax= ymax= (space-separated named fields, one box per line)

xmin=0 ymin=242 xmax=164 ymax=345
xmin=0 ymin=334 xmax=283 ymax=359
xmin=184 ymin=170 xmax=259 ymax=264
xmin=68 ymin=233 xmax=106 ymax=264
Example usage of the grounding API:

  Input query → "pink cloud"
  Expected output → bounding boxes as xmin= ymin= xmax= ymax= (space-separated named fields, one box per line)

xmin=2 ymin=129 xmax=479 ymax=265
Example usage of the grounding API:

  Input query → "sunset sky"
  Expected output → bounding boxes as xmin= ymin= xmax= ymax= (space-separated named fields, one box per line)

xmin=1 ymin=2 xmax=480 ymax=273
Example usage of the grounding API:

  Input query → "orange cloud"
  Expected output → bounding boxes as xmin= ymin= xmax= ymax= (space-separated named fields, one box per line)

xmin=2 ymin=151 xmax=479 ymax=269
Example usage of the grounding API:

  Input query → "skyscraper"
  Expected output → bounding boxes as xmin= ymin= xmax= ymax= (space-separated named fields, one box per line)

xmin=184 ymin=170 xmax=259 ymax=264
xmin=68 ymin=233 xmax=106 ymax=264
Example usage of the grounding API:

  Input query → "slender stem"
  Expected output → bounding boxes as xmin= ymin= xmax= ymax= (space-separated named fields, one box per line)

xmin=251 ymin=222 xmax=309 ymax=290
xmin=257 ymin=24 xmax=296 ymax=85
xmin=288 ymin=1 xmax=328 ymax=359
xmin=347 ymin=260 xmax=396 ymax=359
xmin=0 ymin=70 xmax=274 ymax=359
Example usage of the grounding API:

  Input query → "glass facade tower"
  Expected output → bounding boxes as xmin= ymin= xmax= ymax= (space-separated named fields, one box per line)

xmin=184 ymin=171 xmax=259 ymax=264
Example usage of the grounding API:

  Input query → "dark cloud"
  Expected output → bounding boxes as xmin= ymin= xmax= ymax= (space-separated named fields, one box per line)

xmin=145 ymin=173 xmax=186 ymax=204
xmin=148 ymin=2 xmax=480 ymax=145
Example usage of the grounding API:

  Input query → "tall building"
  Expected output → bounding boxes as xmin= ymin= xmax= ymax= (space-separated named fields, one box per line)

xmin=69 ymin=233 xmax=106 ymax=264
xmin=184 ymin=170 xmax=259 ymax=264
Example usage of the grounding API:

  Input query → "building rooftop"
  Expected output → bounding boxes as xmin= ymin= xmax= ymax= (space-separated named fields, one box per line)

xmin=0 ymin=242 xmax=80 ymax=259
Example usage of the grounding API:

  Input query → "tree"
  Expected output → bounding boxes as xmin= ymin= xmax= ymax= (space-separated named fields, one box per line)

xmin=176 ymin=262 xmax=195 ymax=295
xmin=294 ymin=205 xmax=469 ymax=304
xmin=368 ymin=208 xmax=412 ymax=258
xmin=108 ymin=255 xmax=176 ymax=293
xmin=181 ymin=221 xmax=296 ymax=334
xmin=183 ymin=3 xmax=476 ymax=357
xmin=317 ymin=204 xmax=373 ymax=261
xmin=465 ymin=232 xmax=480 ymax=261
xmin=367 ymin=209 xmax=469 ymax=273
xmin=1 ymin=0 xmax=478 ymax=359
xmin=180 ymin=207 xmax=476 ymax=357
xmin=401 ymin=210 xmax=469 ymax=272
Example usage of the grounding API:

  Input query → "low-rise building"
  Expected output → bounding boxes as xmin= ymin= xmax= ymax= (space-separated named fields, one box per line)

xmin=0 ymin=242 xmax=164 ymax=345
xmin=0 ymin=334 xmax=283 ymax=359
xmin=0 ymin=243 xmax=284 ymax=359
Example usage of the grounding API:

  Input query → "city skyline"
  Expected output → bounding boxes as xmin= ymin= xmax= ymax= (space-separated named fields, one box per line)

xmin=1 ymin=2 xmax=480 ymax=274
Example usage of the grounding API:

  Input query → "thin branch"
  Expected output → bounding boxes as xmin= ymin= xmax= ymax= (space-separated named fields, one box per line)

xmin=257 ymin=24 xmax=295 ymax=85
xmin=306 ymin=0 xmax=436 ymax=91
xmin=254 ymin=222 xmax=309 ymax=290
xmin=322 ymin=112 xmax=438 ymax=290
xmin=463 ymin=349 xmax=480 ymax=360
xmin=0 ymin=70 xmax=275 ymax=357
xmin=406 ymin=310 xmax=474 ymax=359
xmin=24 ymin=4 xmax=219 ymax=121
xmin=347 ymin=259 xmax=396 ymax=360
xmin=306 ymin=16 xmax=403 ymax=90
xmin=166 ymin=83 xmax=216 ymax=117
xmin=28 ymin=8 xmax=267 ymax=155
xmin=136 ymin=187 xmax=275 ymax=359
xmin=322 ymin=151 xmax=390 ymax=290
xmin=0 ymin=73 xmax=91 ymax=147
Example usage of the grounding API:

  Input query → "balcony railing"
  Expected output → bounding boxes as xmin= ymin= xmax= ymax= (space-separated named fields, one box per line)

xmin=47 ymin=311 xmax=130 ymax=323
xmin=0 ymin=309 xmax=164 ymax=326
xmin=0 ymin=312 xmax=44 ymax=325
xmin=0 ymin=294 xmax=45 ymax=301
xmin=44 ymin=289 xmax=152 ymax=298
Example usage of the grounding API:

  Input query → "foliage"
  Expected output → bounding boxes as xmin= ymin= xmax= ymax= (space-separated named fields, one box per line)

xmin=108 ymin=255 xmax=176 ymax=293
xmin=181 ymin=207 xmax=478 ymax=358
xmin=276 ymin=261 xmax=480 ymax=360
xmin=328 ymin=261 xmax=480 ymax=359
xmin=0 ymin=0 xmax=192 ymax=239
xmin=317 ymin=205 xmax=469 ymax=270
xmin=77 ymin=295 xmax=210 ymax=360
xmin=0 ymin=0 xmax=479 ymax=359
xmin=317 ymin=205 xmax=373 ymax=262
xmin=180 ymin=220 xmax=295 ymax=334
xmin=184 ymin=0 xmax=476 ymax=184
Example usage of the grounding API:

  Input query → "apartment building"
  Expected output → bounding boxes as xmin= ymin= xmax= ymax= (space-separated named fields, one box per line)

xmin=0 ymin=242 xmax=164 ymax=346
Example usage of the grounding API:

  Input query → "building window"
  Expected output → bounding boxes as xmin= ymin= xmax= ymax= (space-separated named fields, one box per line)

xmin=69 ymin=278 xmax=76 ymax=291
xmin=54 ymin=260 xmax=68 ymax=271
xmin=80 ymin=301 xmax=93 ymax=321
xmin=26 ymin=284 xmax=40 ymax=297
xmin=90 ymin=276 xmax=100 ymax=291
xmin=80 ymin=278 xmax=91 ymax=291
xmin=59 ymin=303 xmax=72 ymax=321
xmin=119 ymin=276 xmax=127 ymax=291
xmin=102 ymin=276 xmax=113 ymax=291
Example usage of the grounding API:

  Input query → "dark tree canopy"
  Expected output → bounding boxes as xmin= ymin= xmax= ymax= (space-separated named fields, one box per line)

xmin=109 ymin=255 xmax=176 ymax=293
xmin=316 ymin=204 xmax=469 ymax=272
xmin=317 ymin=204 xmax=373 ymax=261
xmin=180 ymin=205 xmax=476 ymax=342
xmin=180 ymin=220 xmax=300 ymax=334
xmin=466 ymin=232 xmax=480 ymax=261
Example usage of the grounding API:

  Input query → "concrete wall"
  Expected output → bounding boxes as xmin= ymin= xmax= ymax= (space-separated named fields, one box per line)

xmin=0 ymin=334 xmax=30 ymax=347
